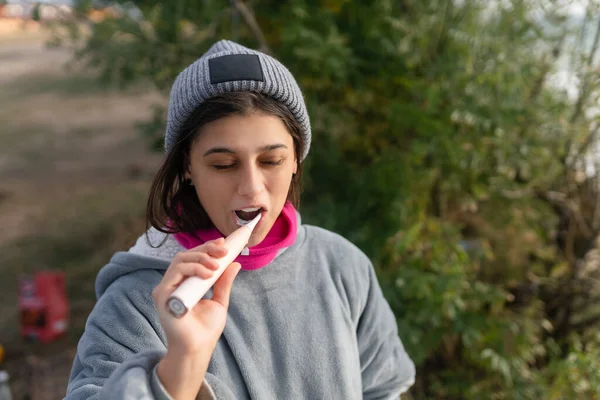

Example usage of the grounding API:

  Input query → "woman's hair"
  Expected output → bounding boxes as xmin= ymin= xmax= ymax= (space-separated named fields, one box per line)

xmin=146 ymin=91 xmax=305 ymax=235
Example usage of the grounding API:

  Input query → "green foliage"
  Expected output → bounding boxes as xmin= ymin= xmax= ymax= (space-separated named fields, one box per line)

xmin=537 ymin=335 xmax=600 ymax=399
xmin=54 ymin=0 xmax=600 ymax=398
xmin=31 ymin=3 xmax=41 ymax=21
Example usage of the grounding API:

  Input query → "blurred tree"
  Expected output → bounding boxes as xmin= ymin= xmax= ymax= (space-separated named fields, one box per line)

xmin=52 ymin=0 xmax=600 ymax=398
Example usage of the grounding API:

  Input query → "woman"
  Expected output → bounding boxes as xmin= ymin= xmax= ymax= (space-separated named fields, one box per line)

xmin=66 ymin=40 xmax=415 ymax=400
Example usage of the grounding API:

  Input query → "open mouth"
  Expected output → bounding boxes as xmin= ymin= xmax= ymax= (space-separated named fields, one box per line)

xmin=233 ymin=207 xmax=263 ymax=226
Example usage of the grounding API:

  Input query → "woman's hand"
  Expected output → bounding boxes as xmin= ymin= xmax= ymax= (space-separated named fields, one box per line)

xmin=152 ymin=238 xmax=241 ymax=400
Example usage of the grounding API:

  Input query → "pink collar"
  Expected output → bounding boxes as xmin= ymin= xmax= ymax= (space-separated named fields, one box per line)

xmin=173 ymin=202 xmax=298 ymax=270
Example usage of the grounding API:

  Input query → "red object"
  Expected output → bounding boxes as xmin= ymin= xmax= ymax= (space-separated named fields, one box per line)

xmin=18 ymin=272 xmax=69 ymax=343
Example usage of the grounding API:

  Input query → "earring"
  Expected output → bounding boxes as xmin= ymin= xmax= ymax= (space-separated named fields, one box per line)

xmin=185 ymin=179 xmax=194 ymax=186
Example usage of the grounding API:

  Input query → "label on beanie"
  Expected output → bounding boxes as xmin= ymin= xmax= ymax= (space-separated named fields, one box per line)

xmin=209 ymin=54 xmax=264 ymax=84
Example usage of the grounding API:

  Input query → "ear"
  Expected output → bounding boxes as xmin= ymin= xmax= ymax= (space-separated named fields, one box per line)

xmin=184 ymin=154 xmax=192 ymax=180
xmin=293 ymin=157 xmax=298 ymax=175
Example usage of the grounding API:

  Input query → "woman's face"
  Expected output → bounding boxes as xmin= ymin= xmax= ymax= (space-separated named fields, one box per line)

xmin=185 ymin=112 xmax=297 ymax=247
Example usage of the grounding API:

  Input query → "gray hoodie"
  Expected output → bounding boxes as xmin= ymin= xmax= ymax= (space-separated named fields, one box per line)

xmin=65 ymin=220 xmax=416 ymax=399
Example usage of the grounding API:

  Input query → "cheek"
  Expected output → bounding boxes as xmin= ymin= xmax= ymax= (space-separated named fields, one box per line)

xmin=195 ymin=174 xmax=230 ymax=204
xmin=266 ymin=170 xmax=294 ymax=195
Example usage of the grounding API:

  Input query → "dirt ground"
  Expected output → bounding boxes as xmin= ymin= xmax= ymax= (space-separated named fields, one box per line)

xmin=0 ymin=19 xmax=164 ymax=399
xmin=0 ymin=20 xmax=163 ymax=242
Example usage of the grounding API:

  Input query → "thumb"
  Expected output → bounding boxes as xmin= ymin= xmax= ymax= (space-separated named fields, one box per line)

xmin=211 ymin=262 xmax=242 ymax=309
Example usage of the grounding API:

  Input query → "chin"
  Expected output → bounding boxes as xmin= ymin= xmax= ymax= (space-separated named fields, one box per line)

xmin=247 ymin=228 xmax=268 ymax=247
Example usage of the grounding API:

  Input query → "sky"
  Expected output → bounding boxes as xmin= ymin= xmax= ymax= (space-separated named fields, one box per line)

xmin=565 ymin=0 xmax=589 ymax=18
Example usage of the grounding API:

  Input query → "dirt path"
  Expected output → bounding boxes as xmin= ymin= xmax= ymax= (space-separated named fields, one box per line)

xmin=0 ymin=23 xmax=164 ymax=244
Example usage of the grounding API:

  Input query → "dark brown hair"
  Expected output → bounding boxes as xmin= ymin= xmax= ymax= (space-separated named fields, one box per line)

xmin=146 ymin=91 xmax=305 ymax=235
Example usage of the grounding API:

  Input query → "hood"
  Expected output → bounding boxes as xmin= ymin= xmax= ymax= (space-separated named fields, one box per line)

xmin=94 ymin=228 xmax=175 ymax=298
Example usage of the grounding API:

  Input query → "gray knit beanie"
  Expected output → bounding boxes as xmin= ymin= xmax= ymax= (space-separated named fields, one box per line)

xmin=165 ymin=40 xmax=311 ymax=160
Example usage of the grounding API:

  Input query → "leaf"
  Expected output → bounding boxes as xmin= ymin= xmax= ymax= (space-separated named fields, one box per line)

xmin=550 ymin=262 xmax=570 ymax=279
xmin=395 ymin=221 xmax=424 ymax=253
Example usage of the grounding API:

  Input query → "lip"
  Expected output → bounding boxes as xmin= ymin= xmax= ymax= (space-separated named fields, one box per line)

xmin=231 ymin=206 xmax=267 ymax=229
xmin=233 ymin=204 xmax=268 ymax=212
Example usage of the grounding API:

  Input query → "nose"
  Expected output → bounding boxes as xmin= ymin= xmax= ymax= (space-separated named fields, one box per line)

xmin=237 ymin=163 xmax=265 ymax=197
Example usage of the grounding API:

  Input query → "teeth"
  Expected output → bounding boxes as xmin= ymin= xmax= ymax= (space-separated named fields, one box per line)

xmin=239 ymin=207 xmax=261 ymax=212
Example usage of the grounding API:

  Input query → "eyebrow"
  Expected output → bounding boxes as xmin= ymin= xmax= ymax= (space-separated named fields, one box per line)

xmin=203 ymin=143 xmax=288 ymax=157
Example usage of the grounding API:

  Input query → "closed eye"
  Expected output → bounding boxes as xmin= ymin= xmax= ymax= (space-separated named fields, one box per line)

xmin=262 ymin=160 xmax=284 ymax=166
xmin=212 ymin=164 xmax=235 ymax=170
xmin=212 ymin=159 xmax=284 ymax=170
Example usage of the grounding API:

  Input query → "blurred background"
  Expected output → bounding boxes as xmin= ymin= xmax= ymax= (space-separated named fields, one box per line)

xmin=1 ymin=0 xmax=600 ymax=399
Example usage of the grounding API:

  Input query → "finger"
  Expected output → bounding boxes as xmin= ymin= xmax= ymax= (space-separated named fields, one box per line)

xmin=173 ymin=251 xmax=224 ymax=269
xmin=188 ymin=237 xmax=225 ymax=253
xmin=204 ymin=242 xmax=228 ymax=259
xmin=163 ymin=254 xmax=218 ymax=284
xmin=162 ymin=261 xmax=216 ymax=288
xmin=153 ymin=262 xmax=213 ymax=306
xmin=211 ymin=262 xmax=242 ymax=309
